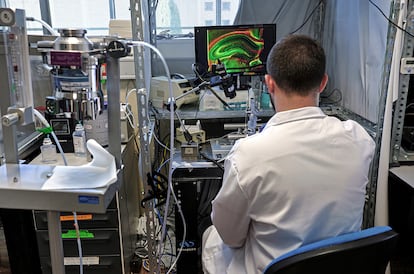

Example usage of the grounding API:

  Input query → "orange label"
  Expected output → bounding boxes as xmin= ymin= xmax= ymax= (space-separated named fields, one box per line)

xmin=60 ymin=214 xmax=93 ymax=222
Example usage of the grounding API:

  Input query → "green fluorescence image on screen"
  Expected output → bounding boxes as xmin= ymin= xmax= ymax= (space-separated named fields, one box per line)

xmin=207 ymin=28 xmax=265 ymax=74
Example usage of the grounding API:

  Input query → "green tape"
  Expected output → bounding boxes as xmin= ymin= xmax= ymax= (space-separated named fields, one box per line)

xmin=37 ymin=126 xmax=53 ymax=134
xmin=62 ymin=230 xmax=94 ymax=239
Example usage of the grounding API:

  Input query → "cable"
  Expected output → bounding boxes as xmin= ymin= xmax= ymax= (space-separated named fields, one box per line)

xmin=125 ymin=106 xmax=135 ymax=129
xmin=199 ymin=151 xmax=224 ymax=172
xmin=192 ymin=63 xmax=205 ymax=82
xmin=154 ymin=208 xmax=175 ymax=269
xmin=33 ymin=109 xmax=84 ymax=273
xmin=128 ymin=40 xmax=186 ymax=274
xmin=25 ymin=17 xmax=59 ymax=36
xmin=320 ymin=88 xmax=343 ymax=104
xmin=406 ymin=102 xmax=414 ymax=110
xmin=72 ymin=211 xmax=83 ymax=274
xmin=33 ymin=109 xmax=68 ymax=166
xmin=153 ymin=133 xmax=171 ymax=152
xmin=123 ymin=88 xmax=139 ymax=130
xmin=125 ymin=88 xmax=137 ymax=105
xmin=290 ymin=0 xmax=324 ymax=34
xmin=369 ymin=0 xmax=414 ymax=39
xmin=205 ymin=85 xmax=233 ymax=110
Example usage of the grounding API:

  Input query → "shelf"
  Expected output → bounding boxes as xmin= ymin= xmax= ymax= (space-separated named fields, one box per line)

xmin=154 ymin=107 xmax=275 ymax=120
xmin=0 ymin=163 xmax=118 ymax=214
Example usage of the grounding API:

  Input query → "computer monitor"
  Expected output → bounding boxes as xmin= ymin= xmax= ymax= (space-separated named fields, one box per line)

xmin=194 ymin=24 xmax=276 ymax=76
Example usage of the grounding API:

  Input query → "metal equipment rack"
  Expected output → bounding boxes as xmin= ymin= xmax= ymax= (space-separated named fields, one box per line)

xmin=390 ymin=0 xmax=414 ymax=164
xmin=130 ymin=0 xmax=401 ymax=270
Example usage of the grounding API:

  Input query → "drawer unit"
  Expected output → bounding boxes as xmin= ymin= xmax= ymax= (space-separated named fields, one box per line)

xmin=34 ymin=210 xmax=119 ymax=230
xmin=39 ymin=255 xmax=122 ymax=274
xmin=32 ymin=141 xmax=142 ymax=274
xmin=34 ymin=196 xmax=131 ymax=274
xmin=36 ymin=228 xmax=121 ymax=257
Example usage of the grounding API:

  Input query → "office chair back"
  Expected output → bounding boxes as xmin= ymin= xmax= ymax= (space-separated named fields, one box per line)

xmin=263 ymin=226 xmax=398 ymax=274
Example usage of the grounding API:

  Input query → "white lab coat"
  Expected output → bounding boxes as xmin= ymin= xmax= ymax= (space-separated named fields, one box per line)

xmin=202 ymin=107 xmax=376 ymax=274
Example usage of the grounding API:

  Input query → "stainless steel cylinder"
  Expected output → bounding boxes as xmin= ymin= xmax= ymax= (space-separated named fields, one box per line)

xmin=53 ymin=28 xmax=93 ymax=51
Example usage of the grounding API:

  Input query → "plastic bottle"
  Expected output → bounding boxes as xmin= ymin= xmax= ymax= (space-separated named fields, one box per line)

xmin=41 ymin=135 xmax=57 ymax=163
xmin=73 ymin=122 xmax=87 ymax=157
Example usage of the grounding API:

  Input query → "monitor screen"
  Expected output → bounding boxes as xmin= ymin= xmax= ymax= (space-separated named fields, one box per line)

xmin=194 ymin=24 xmax=276 ymax=76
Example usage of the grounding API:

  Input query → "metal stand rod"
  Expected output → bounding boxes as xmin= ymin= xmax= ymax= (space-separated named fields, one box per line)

xmin=175 ymin=81 xmax=231 ymax=109
xmin=205 ymin=85 xmax=231 ymax=109
xmin=174 ymin=81 xmax=208 ymax=101
xmin=47 ymin=211 xmax=65 ymax=274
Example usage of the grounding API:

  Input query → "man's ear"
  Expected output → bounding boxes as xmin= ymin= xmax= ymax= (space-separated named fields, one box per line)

xmin=265 ymin=74 xmax=276 ymax=95
xmin=318 ymin=73 xmax=329 ymax=93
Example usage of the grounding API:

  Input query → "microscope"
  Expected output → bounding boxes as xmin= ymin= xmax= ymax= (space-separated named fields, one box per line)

xmin=40 ymin=28 xmax=108 ymax=152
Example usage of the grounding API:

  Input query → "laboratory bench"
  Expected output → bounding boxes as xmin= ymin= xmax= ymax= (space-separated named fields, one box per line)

xmin=152 ymin=104 xmax=377 ymax=144
xmin=0 ymin=138 xmax=141 ymax=274
xmin=0 ymin=149 xmax=119 ymax=274
xmin=29 ymin=152 xmax=120 ymax=274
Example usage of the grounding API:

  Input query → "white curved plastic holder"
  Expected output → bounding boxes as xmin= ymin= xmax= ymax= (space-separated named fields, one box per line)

xmin=41 ymin=139 xmax=117 ymax=190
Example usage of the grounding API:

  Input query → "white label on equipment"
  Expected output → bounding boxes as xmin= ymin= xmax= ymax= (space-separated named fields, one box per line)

xmin=184 ymin=147 xmax=195 ymax=154
xmin=64 ymin=256 xmax=100 ymax=265
xmin=401 ymin=57 xmax=414 ymax=74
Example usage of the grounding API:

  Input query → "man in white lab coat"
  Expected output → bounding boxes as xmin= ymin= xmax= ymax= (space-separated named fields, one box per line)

xmin=202 ymin=34 xmax=376 ymax=274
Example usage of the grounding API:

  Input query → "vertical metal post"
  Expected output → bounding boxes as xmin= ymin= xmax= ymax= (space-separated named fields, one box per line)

xmin=130 ymin=0 xmax=158 ymax=272
xmin=109 ymin=0 xmax=116 ymax=19
xmin=106 ymin=56 xmax=122 ymax=169
xmin=363 ymin=0 xmax=401 ymax=228
xmin=390 ymin=0 xmax=414 ymax=164
xmin=130 ymin=0 xmax=152 ymax=92
xmin=314 ymin=0 xmax=326 ymax=44
xmin=0 ymin=9 xmax=23 ymax=165
xmin=216 ymin=0 xmax=222 ymax=25
xmin=39 ymin=0 xmax=53 ymax=35
xmin=136 ymin=87 xmax=158 ymax=272
xmin=148 ymin=0 xmax=158 ymax=76
xmin=47 ymin=211 xmax=65 ymax=274
xmin=0 ymin=35 xmax=19 ymax=163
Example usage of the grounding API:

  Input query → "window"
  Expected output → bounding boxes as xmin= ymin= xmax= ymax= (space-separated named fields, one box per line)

xmin=8 ymin=0 xmax=240 ymax=36
xmin=222 ymin=1 xmax=231 ymax=11
xmin=7 ymin=0 xmax=43 ymax=34
xmin=49 ymin=0 xmax=111 ymax=36
xmin=156 ymin=0 xmax=240 ymax=35
xmin=8 ymin=0 xmax=130 ymax=35
xmin=205 ymin=2 xmax=214 ymax=11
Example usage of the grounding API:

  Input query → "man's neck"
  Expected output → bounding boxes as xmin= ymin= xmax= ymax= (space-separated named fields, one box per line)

xmin=275 ymin=93 xmax=319 ymax=112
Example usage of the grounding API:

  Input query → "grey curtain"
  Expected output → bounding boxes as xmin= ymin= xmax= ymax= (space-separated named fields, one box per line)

xmin=233 ymin=0 xmax=322 ymax=40
xmin=233 ymin=0 xmax=391 ymax=122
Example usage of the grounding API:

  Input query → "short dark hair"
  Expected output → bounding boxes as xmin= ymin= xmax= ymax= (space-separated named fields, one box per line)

xmin=266 ymin=34 xmax=326 ymax=96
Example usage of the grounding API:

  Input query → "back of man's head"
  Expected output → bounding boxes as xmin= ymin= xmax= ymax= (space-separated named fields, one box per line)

xmin=266 ymin=34 xmax=326 ymax=96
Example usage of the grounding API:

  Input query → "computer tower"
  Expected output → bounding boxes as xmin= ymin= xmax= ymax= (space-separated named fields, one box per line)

xmin=172 ymin=162 xmax=223 ymax=273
